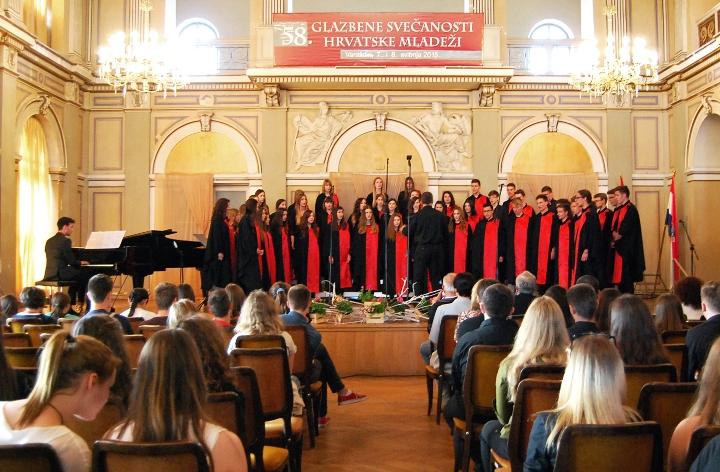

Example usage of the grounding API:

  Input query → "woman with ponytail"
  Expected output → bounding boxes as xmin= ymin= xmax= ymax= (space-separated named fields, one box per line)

xmin=0 ymin=331 xmax=119 ymax=471
xmin=119 ymin=288 xmax=155 ymax=321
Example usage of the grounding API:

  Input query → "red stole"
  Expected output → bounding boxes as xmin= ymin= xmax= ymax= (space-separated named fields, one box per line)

xmin=558 ymin=220 xmax=571 ymax=288
xmin=536 ymin=212 xmax=554 ymax=285
xmin=332 ymin=193 xmax=339 ymax=208
xmin=307 ymin=229 xmax=320 ymax=292
xmin=571 ymin=211 xmax=588 ymax=284
xmin=254 ymin=224 xmax=263 ymax=278
xmin=611 ymin=203 xmax=630 ymax=284
xmin=263 ymin=231 xmax=277 ymax=284
xmin=522 ymin=204 xmax=534 ymax=219
xmin=483 ymin=219 xmax=500 ymax=279
xmin=473 ymin=194 xmax=488 ymax=216
xmin=467 ymin=213 xmax=480 ymax=231
xmin=364 ymin=228 xmax=379 ymax=290
xmin=326 ymin=212 xmax=333 ymax=224
xmin=445 ymin=206 xmax=454 ymax=218
xmin=395 ymin=233 xmax=408 ymax=295
xmin=453 ymin=225 xmax=468 ymax=272
xmin=338 ymin=225 xmax=352 ymax=288
xmin=598 ymin=208 xmax=610 ymax=228
xmin=226 ymin=221 xmax=237 ymax=271
xmin=281 ymin=228 xmax=292 ymax=283
xmin=514 ymin=214 xmax=531 ymax=276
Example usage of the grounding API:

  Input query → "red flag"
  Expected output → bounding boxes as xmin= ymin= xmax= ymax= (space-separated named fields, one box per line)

xmin=666 ymin=174 xmax=681 ymax=283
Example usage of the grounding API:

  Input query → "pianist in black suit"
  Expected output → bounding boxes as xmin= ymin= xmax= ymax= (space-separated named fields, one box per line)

xmin=43 ymin=216 xmax=89 ymax=305
xmin=202 ymin=198 xmax=232 ymax=296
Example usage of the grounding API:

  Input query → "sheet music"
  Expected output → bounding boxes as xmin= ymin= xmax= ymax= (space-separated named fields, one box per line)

xmin=85 ymin=231 xmax=126 ymax=249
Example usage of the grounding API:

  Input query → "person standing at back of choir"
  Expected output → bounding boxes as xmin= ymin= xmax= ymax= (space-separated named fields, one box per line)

xmin=409 ymin=192 xmax=447 ymax=295
xmin=315 ymin=178 xmax=339 ymax=218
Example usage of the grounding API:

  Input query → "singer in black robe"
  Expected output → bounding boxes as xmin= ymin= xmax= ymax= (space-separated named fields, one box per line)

xmin=596 ymin=202 xmax=613 ymax=287
xmin=608 ymin=191 xmax=645 ymax=293
xmin=471 ymin=206 xmax=504 ymax=280
xmin=571 ymin=203 xmax=602 ymax=284
xmin=352 ymin=208 xmax=384 ymax=292
xmin=202 ymin=198 xmax=232 ymax=294
xmin=529 ymin=202 xmax=558 ymax=293
xmin=503 ymin=204 xmax=534 ymax=284
xmin=236 ymin=201 xmax=263 ymax=293
xmin=318 ymin=199 xmax=336 ymax=283
xmin=270 ymin=210 xmax=293 ymax=284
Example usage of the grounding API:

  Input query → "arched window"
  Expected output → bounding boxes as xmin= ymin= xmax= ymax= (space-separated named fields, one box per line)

xmin=177 ymin=18 xmax=219 ymax=74
xmin=528 ymin=19 xmax=574 ymax=75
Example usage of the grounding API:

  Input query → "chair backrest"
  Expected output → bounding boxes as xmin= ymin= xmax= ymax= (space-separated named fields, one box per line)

xmin=284 ymin=325 xmax=312 ymax=381
xmin=233 ymin=334 xmax=287 ymax=350
xmin=2 ymin=333 xmax=32 ymax=348
xmin=58 ymin=318 xmax=76 ymax=332
xmin=220 ymin=327 xmax=235 ymax=349
xmin=686 ymin=425 xmax=720 ymax=470
xmin=518 ymin=364 xmax=565 ymax=382
xmin=0 ymin=443 xmax=63 ymax=472
xmin=122 ymin=335 xmax=146 ymax=369
xmin=138 ymin=325 xmax=165 ymax=339
xmin=206 ymin=391 xmax=244 ymax=437
xmin=230 ymin=367 xmax=264 ymax=471
xmin=661 ymin=330 xmax=688 ymax=344
xmin=126 ymin=317 xmax=143 ymax=334
xmin=65 ymin=399 xmax=124 ymax=447
xmin=663 ymin=344 xmax=688 ymax=381
xmin=9 ymin=319 xmax=45 ymax=334
xmin=23 ymin=324 xmax=61 ymax=347
xmin=92 ymin=440 xmax=209 ymax=472
xmin=624 ymin=364 xmax=677 ymax=408
xmin=507 ymin=379 xmax=561 ymax=472
xmin=637 ymin=382 xmax=697 ymax=466
xmin=463 ymin=345 xmax=513 ymax=419
xmin=4 ymin=347 xmax=41 ymax=368
xmin=554 ymin=422 xmax=663 ymax=472
xmin=438 ymin=315 xmax=459 ymax=365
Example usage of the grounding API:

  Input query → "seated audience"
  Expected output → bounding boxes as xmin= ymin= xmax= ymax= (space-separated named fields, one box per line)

xmin=118 ymin=288 xmax=155 ymax=321
xmin=270 ymin=281 xmax=291 ymax=314
xmin=0 ymin=332 xmax=118 ymax=471
xmin=106 ymin=329 xmax=247 ymax=472
xmin=282 ymin=284 xmax=367 ymax=424
xmin=421 ymin=272 xmax=472 ymax=364
xmin=675 ymin=276 xmax=705 ymax=321
xmin=687 ymin=281 xmax=720 ymax=380
xmin=655 ymin=293 xmax=687 ymax=334
xmin=455 ymin=279 xmax=499 ymax=341
xmin=46 ymin=292 xmax=75 ymax=322
xmin=513 ymin=271 xmax=537 ymax=316
xmin=425 ymin=272 xmax=458 ymax=334
xmin=446 ymin=284 xmax=519 ymax=428
xmin=668 ymin=337 xmax=720 ymax=472
xmin=524 ymin=335 xmax=641 ymax=471
xmin=610 ymin=294 xmax=669 ymax=365
xmin=479 ymin=296 xmax=569 ymax=471
xmin=140 ymin=282 xmax=178 ymax=326
xmin=545 ymin=285 xmax=574 ymax=328
xmin=0 ymin=331 xmax=33 ymax=400
xmin=7 ymin=286 xmax=52 ymax=325
xmin=167 ymin=299 xmax=198 ymax=329
xmin=225 ymin=283 xmax=246 ymax=324
xmin=566 ymin=283 xmax=599 ymax=340
xmin=177 ymin=283 xmax=196 ymax=303
xmin=208 ymin=288 xmax=232 ymax=329
xmin=688 ymin=434 xmax=720 ymax=472
xmin=594 ymin=287 xmax=621 ymax=333
xmin=84 ymin=274 xmax=132 ymax=334
xmin=0 ymin=294 xmax=20 ymax=326
xmin=179 ymin=316 xmax=236 ymax=393
xmin=575 ymin=274 xmax=600 ymax=293
xmin=72 ymin=315 xmax=133 ymax=410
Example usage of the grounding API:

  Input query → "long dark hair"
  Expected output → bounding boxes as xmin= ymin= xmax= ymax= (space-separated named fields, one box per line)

xmin=442 ymin=191 xmax=456 ymax=211
xmin=610 ymin=294 xmax=669 ymax=365
xmin=127 ymin=288 xmax=149 ymax=318
xmin=351 ymin=197 xmax=365 ymax=226
xmin=178 ymin=316 xmax=233 ymax=393
xmin=594 ymin=288 xmax=621 ymax=333
xmin=211 ymin=198 xmax=230 ymax=221
xmin=300 ymin=210 xmax=318 ymax=237
xmin=48 ymin=292 xmax=71 ymax=322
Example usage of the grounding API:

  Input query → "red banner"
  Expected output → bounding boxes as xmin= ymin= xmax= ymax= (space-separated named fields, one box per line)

xmin=272 ymin=12 xmax=484 ymax=67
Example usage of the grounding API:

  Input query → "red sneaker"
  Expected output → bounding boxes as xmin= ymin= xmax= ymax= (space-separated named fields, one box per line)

xmin=318 ymin=416 xmax=330 ymax=428
xmin=338 ymin=391 xmax=368 ymax=406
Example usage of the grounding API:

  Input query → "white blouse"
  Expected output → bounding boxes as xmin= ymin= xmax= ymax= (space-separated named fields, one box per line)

xmin=118 ymin=306 xmax=157 ymax=321
xmin=106 ymin=421 xmax=226 ymax=451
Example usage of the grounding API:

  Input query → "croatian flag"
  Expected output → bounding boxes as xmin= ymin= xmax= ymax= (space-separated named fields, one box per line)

xmin=666 ymin=174 xmax=680 ymax=284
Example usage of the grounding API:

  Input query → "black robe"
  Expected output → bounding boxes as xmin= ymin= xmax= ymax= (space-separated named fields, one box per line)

xmin=270 ymin=220 xmax=292 ymax=283
xmin=293 ymin=229 xmax=310 ymax=287
xmin=553 ymin=218 xmax=574 ymax=288
xmin=471 ymin=218 xmax=505 ymax=280
xmin=236 ymin=218 xmax=262 ymax=293
xmin=397 ymin=190 xmax=411 ymax=220
xmin=609 ymin=202 xmax=646 ymax=283
xmin=202 ymin=215 xmax=232 ymax=292
xmin=447 ymin=223 xmax=473 ymax=273
xmin=351 ymin=225 xmax=384 ymax=291
xmin=572 ymin=206 xmax=602 ymax=283
xmin=318 ymin=210 xmax=335 ymax=281
xmin=596 ymin=207 xmax=614 ymax=287
xmin=529 ymin=211 xmax=558 ymax=289
xmin=503 ymin=212 xmax=534 ymax=284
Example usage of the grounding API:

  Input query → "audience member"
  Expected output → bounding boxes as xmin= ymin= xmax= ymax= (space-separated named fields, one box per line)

xmin=654 ymin=293 xmax=687 ymax=334
xmin=455 ymin=279 xmax=498 ymax=341
xmin=575 ymin=275 xmax=600 ymax=293
xmin=594 ymin=287 xmax=621 ymax=333
xmin=0 ymin=332 xmax=118 ymax=471
xmin=566 ymin=283 xmax=599 ymax=340
xmin=208 ymin=288 xmax=232 ymax=329
xmin=524 ymin=336 xmax=641 ymax=471
xmin=47 ymin=292 xmax=74 ymax=322
xmin=140 ymin=282 xmax=178 ymax=326
xmin=225 ymin=283 xmax=246 ymax=323
xmin=84 ymin=274 xmax=132 ymax=334
xmin=0 ymin=330 xmax=33 ymax=400
xmin=119 ymin=288 xmax=155 ymax=321
xmin=610 ymin=294 xmax=669 ymax=365
xmin=425 ymin=272 xmax=458 ymax=334
xmin=545 ymin=285 xmax=574 ymax=328
xmin=72 ymin=315 xmax=133 ymax=410
xmin=106 ymin=329 xmax=247 ymax=472
xmin=270 ymin=282 xmax=291 ymax=314
xmin=688 ymin=434 xmax=720 ymax=472
xmin=675 ymin=276 xmax=705 ymax=321
xmin=479 ymin=296 xmax=569 ymax=471
xmin=687 ymin=281 xmax=720 ymax=380
xmin=7 ymin=286 xmax=52 ymax=325
xmin=668 ymin=337 xmax=720 ymax=472
xmin=0 ymin=294 xmax=20 ymax=326
xmin=422 ymin=273 xmax=473 ymax=364
xmin=179 ymin=316 xmax=236 ymax=393
xmin=167 ymin=299 xmax=198 ymax=329
xmin=514 ymin=271 xmax=537 ymax=316
xmin=177 ymin=283 xmax=196 ymax=302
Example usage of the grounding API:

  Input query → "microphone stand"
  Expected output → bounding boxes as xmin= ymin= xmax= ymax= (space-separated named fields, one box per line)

xmin=384 ymin=157 xmax=389 ymax=298
xmin=406 ymin=154 xmax=413 ymax=297
xmin=679 ymin=219 xmax=699 ymax=276
xmin=328 ymin=211 xmax=334 ymax=295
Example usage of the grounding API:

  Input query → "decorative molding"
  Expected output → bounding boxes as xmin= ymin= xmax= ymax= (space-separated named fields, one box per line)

xmin=199 ymin=112 xmax=214 ymax=132
xmin=37 ymin=95 xmax=51 ymax=116
xmin=263 ymin=84 xmax=280 ymax=107
xmin=631 ymin=173 xmax=673 ymax=186
xmin=545 ymin=113 xmax=560 ymax=133
xmin=373 ymin=112 xmax=387 ymax=131
xmin=686 ymin=168 xmax=720 ymax=181
xmin=479 ymin=84 xmax=495 ymax=107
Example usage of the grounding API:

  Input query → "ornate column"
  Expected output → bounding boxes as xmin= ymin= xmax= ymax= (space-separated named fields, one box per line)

xmin=470 ymin=0 xmax=493 ymax=24
xmin=263 ymin=0 xmax=285 ymax=26
xmin=2 ymin=0 xmax=22 ymax=23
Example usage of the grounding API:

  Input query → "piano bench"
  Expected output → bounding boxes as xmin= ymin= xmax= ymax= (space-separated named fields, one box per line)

xmin=35 ymin=280 xmax=76 ymax=297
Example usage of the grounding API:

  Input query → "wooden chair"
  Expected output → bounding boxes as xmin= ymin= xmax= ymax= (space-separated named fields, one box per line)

xmin=92 ymin=441 xmax=210 ymax=472
xmin=517 ymin=364 xmax=565 ymax=382
xmin=0 ymin=443 xmax=63 ymax=472
xmin=637 ymin=382 xmax=697 ymax=467
xmin=661 ymin=330 xmax=688 ymax=344
xmin=23 ymin=324 xmax=61 ymax=347
xmin=554 ymin=422 xmax=663 ymax=471
xmin=425 ymin=314 xmax=458 ymax=424
xmin=685 ymin=425 xmax=720 ymax=471
xmin=122 ymin=334 xmax=146 ymax=369
xmin=624 ymin=364 xmax=677 ymax=408
xmin=126 ymin=317 xmax=143 ymax=334
xmin=454 ymin=344 xmax=512 ymax=472
xmin=8 ymin=318 xmax=46 ymax=334
xmin=234 ymin=334 xmax=287 ymax=349
xmin=231 ymin=367 xmax=290 ymax=472
xmin=284 ymin=324 xmax=322 ymax=448
xmin=138 ymin=325 xmax=165 ymax=339
xmin=58 ymin=318 xmax=76 ymax=332
xmin=232 ymin=348 xmax=303 ymax=472
xmin=4 ymin=347 xmax=41 ymax=368
xmin=664 ymin=343 xmax=689 ymax=381
xmin=221 ymin=327 xmax=235 ymax=349
xmin=206 ymin=391 xmax=245 ymax=438
xmin=2 ymin=332 xmax=32 ymax=347
xmin=65 ymin=399 xmax=124 ymax=447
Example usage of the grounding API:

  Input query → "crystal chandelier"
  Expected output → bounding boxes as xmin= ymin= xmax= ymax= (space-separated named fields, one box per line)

xmin=97 ymin=0 xmax=186 ymax=98
xmin=569 ymin=6 xmax=658 ymax=105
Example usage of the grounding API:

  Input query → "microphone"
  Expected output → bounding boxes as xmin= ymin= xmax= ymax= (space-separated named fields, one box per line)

xmin=406 ymin=154 xmax=412 ymax=164
xmin=499 ymin=183 xmax=505 ymax=190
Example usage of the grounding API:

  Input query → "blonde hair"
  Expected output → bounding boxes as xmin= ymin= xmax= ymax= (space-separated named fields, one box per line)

xmin=234 ymin=290 xmax=283 ymax=335
xmin=688 ymin=337 xmax=720 ymax=424
xmin=546 ymin=335 xmax=640 ymax=448
xmin=505 ymin=296 xmax=569 ymax=402
xmin=167 ymin=299 xmax=197 ymax=329
xmin=470 ymin=278 xmax=498 ymax=311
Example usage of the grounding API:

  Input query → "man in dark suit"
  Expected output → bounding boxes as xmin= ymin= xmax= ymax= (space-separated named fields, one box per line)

xmin=44 ymin=216 xmax=88 ymax=306
xmin=686 ymin=281 xmax=720 ymax=380
xmin=409 ymin=192 xmax=447 ymax=295
xmin=566 ymin=283 xmax=599 ymax=340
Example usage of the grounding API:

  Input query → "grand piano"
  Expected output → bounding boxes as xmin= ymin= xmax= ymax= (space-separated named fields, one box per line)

xmin=73 ymin=230 xmax=205 ymax=288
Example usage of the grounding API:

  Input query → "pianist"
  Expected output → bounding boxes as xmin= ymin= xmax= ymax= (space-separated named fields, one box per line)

xmin=43 ymin=216 xmax=89 ymax=308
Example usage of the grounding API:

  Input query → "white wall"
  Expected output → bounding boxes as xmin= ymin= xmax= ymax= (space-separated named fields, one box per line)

xmin=177 ymin=0 xmax=250 ymax=38
xmin=505 ymin=0 xmax=581 ymax=38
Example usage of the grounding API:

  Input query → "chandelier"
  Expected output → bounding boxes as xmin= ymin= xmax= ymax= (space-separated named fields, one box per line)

xmin=569 ymin=6 xmax=658 ymax=105
xmin=97 ymin=0 xmax=186 ymax=98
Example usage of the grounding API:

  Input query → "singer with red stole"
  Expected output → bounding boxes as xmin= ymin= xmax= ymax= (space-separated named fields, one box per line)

xmin=334 ymin=206 xmax=353 ymax=291
xmin=463 ymin=178 xmax=489 ymax=223
xmin=447 ymin=207 xmax=472 ymax=273
xmin=314 ymin=178 xmax=339 ymax=217
xmin=318 ymin=197 xmax=336 ymax=283
xmin=385 ymin=213 xmax=408 ymax=297
xmin=270 ymin=208 xmax=293 ymax=284
xmin=258 ymin=206 xmax=277 ymax=289
xmin=353 ymin=207 xmax=383 ymax=291
xmin=608 ymin=186 xmax=645 ymax=293
xmin=571 ymin=189 xmax=601 ymax=285
xmin=553 ymin=201 xmax=574 ymax=288
xmin=293 ymin=210 xmax=320 ymax=293
xmin=471 ymin=203 xmax=504 ymax=280
xmin=529 ymin=194 xmax=558 ymax=292
xmin=237 ymin=199 xmax=263 ymax=293
xmin=593 ymin=191 xmax=614 ymax=287
xmin=504 ymin=197 xmax=533 ymax=284
xmin=463 ymin=201 xmax=480 ymax=231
